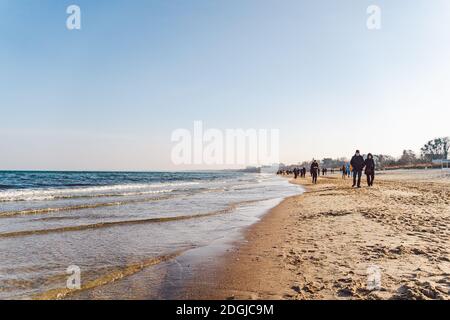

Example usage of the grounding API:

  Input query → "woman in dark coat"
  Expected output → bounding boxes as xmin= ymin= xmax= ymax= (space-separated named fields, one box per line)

xmin=364 ymin=153 xmax=375 ymax=186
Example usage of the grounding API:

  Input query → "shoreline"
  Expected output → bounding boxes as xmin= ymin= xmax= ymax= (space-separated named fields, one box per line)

xmin=0 ymin=172 xmax=302 ymax=300
xmin=179 ymin=170 xmax=449 ymax=300
xmin=158 ymin=193 xmax=302 ymax=300
xmin=47 ymin=178 xmax=302 ymax=300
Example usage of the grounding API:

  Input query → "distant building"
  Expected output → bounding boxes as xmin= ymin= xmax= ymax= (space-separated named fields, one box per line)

xmin=432 ymin=159 xmax=450 ymax=169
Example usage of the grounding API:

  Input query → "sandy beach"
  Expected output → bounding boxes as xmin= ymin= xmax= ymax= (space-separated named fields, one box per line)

xmin=184 ymin=170 xmax=450 ymax=300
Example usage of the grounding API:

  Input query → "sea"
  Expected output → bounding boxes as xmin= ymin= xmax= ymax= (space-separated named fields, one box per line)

xmin=0 ymin=171 xmax=303 ymax=299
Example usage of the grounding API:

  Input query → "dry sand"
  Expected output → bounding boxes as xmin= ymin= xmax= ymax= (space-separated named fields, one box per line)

xmin=188 ymin=170 xmax=450 ymax=300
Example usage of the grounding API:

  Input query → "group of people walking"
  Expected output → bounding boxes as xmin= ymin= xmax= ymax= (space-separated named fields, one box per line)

xmin=292 ymin=167 xmax=307 ymax=179
xmin=277 ymin=149 xmax=376 ymax=187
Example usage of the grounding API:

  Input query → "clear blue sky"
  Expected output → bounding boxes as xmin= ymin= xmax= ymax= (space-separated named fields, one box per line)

xmin=1 ymin=0 xmax=449 ymax=170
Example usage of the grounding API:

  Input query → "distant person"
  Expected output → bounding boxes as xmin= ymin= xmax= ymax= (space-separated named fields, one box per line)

xmin=364 ymin=153 xmax=375 ymax=186
xmin=346 ymin=163 xmax=351 ymax=177
xmin=342 ymin=165 xmax=346 ymax=179
xmin=302 ymin=167 xmax=306 ymax=178
xmin=310 ymin=160 xmax=319 ymax=184
xmin=293 ymin=168 xmax=299 ymax=179
xmin=350 ymin=150 xmax=365 ymax=188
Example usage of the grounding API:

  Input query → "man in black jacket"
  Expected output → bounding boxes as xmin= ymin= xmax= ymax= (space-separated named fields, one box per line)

xmin=310 ymin=160 xmax=319 ymax=184
xmin=350 ymin=150 xmax=365 ymax=188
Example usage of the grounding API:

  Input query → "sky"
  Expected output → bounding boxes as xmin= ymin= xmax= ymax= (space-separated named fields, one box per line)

xmin=1 ymin=0 xmax=449 ymax=171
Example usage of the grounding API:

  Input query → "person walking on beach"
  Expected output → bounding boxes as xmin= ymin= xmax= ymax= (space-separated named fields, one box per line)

xmin=342 ymin=164 xmax=346 ymax=179
xmin=364 ymin=153 xmax=375 ymax=186
xmin=310 ymin=160 xmax=319 ymax=184
xmin=350 ymin=150 xmax=365 ymax=188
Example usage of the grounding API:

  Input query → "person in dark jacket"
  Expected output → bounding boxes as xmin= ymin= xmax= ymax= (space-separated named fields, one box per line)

xmin=310 ymin=160 xmax=319 ymax=184
xmin=364 ymin=153 xmax=375 ymax=186
xmin=350 ymin=150 xmax=365 ymax=188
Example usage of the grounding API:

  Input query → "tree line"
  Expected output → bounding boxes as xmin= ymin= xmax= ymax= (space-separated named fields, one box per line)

xmin=291 ymin=136 xmax=449 ymax=170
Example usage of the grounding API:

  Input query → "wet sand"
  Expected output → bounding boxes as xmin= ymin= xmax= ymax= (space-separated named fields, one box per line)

xmin=184 ymin=170 xmax=450 ymax=300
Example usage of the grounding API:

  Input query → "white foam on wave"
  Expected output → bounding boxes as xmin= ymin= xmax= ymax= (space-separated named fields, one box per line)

xmin=0 ymin=181 xmax=200 ymax=202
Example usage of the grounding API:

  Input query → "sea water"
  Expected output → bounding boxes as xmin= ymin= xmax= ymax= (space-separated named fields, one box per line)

xmin=0 ymin=171 xmax=302 ymax=299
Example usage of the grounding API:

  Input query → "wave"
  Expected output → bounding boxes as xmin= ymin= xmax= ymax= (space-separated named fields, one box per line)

xmin=0 ymin=199 xmax=265 ymax=238
xmin=0 ymin=186 xmax=235 ymax=218
xmin=0 ymin=184 xmax=16 ymax=190
xmin=0 ymin=182 xmax=200 ymax=202
xmin=0 ymin=189 xmax=175 ymax=203
xmin=0 ymin=195 xmax=177 ymax=218
xmin=32 ymin=248 xmax=193 ymax=300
